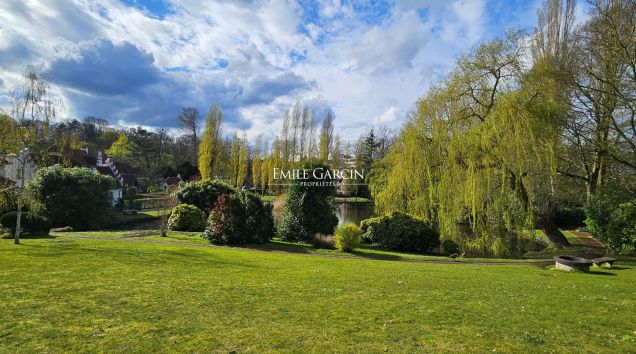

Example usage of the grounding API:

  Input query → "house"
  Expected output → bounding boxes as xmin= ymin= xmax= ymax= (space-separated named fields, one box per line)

xmin=0 ymin=149 xmax=36 ymax=186
xmin=161 ymin=174 xmax=182 ymax=189
xmin=68 ymin=148 xmax=146 ymax=206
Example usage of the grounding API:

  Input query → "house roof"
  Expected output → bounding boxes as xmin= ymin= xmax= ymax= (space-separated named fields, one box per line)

xmin=114 ymin=161 xmax=143 ymax=175
xmin=121 ymin=174 xmax=137 ymax=187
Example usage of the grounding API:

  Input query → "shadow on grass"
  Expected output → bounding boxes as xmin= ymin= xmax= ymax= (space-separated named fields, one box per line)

xmin=4 ymin=234 xmax=57 ymax=240
xmin=587 ymin=270 xmax=617 ymax=276
xmin=239 ymin=242 xmax=313 ymax=255
xmin=350 ymin=249 xmax=402 ymax=261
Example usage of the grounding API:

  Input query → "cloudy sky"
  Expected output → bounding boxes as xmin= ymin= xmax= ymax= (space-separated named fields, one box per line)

xmin=0 ymin=0 xmax=544 ymax=140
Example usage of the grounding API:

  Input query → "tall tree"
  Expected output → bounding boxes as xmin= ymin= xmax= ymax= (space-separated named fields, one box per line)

xmin=252 ymin=135 xmax=263 ymax=189
xmin=237 ymin=134 xmax=249 ymax=188
xmin=198 ymin=105 xmax=224 ymax=179
xmin=319 ymin=112 xmax=334 ymax=162
xmin=177 ymin=107 xmax=200 ymax=163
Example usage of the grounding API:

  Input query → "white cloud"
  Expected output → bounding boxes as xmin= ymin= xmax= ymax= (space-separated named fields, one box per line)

xmin=0 ymin=0 xmax=532 ymax=142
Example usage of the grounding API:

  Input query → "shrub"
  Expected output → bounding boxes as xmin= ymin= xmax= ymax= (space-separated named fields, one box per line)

xmin=311 ymin=233 xmax=334 ymax=249
xmin=176 ymin=179 xmax=234 ymax=213
xmin=147 ymin=185 xmax=162 ymax=193
xmin=0 ymin=211 xmax=51 ymax=236
xmin=361 ymin=212 xmax=439 ymax=252
xmin=441 ymin=239 xmax=460 ymax=254
xmin=168 ymin=204 xmax=206 ymax=232
xmin=278 ymin=160 xmax=339 ymax=242
xmin=239 ymin=192 xmax=275 ymax=244
xmin=334 ymin=223 xmax=362 ymax=252
xmin=27 ymin=165 xmax=117 ymax=230
xmin=204 ymin=192 xmax=274 ymax=245
xmin=0 ymin=177 xmax=17 ymax=215
xmin=603 ymin=200 xmax=636 ymax=255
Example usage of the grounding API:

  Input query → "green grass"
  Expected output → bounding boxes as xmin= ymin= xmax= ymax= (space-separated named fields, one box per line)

xmin=51 ymin=230 xmax=548 ymax=263
xmin=260 ymin=195 xmax=278 ymax=202
xmin=1 ymin=235 xmax=635 ymax=352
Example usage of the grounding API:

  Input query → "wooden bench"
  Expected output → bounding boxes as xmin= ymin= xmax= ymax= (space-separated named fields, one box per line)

xmin=591 ymin=257 xmax=616 ymax=268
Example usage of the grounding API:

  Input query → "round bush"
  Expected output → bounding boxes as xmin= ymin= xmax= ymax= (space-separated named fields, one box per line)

xmin=176 ymin=179 xmax=234 ymax=213
xmin=334 ymin=223 xmax=362 ymax=252
xmin=204 ymin=192 xmax=274 ymax=245
xmin=0 ymin=211 xmax=51 ymax=236
xmin=167 ymin=204 xmax=206 ymax=231
xmin=361 ymin=212 xmax=439 ymax=252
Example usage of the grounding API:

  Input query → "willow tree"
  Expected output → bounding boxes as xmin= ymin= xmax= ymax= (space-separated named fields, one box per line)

xmin=198 ymin=104 xmax=223 ymax=179
xmin=372 ymin=33 xmax=569 ymax=256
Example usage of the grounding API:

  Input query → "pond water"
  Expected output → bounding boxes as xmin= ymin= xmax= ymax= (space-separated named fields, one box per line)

xmin=336 ymin=202 xmax=376 ymax=225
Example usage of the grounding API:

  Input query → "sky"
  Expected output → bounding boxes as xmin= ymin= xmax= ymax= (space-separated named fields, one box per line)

xmin=0 ymin=0 xmax=546 ymax=140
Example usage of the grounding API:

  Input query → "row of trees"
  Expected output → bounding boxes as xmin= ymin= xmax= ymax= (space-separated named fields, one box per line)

xmin=370 ymin=0 xmax=636 ymax=256
xmin=196 ymin=102 xmax=395 ymax=194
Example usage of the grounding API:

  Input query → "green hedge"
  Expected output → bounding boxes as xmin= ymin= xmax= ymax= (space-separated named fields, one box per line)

xmin=0 ymin=211 xmax=51 ymax=236
xmin=361 ymin=212 xmax=439 ymax=252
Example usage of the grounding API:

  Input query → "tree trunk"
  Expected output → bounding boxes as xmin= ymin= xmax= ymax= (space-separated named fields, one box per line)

xmin=538 ymin=215 xmax=570 ymax=248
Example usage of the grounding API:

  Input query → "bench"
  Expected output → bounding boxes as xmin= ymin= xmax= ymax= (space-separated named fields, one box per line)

xmin=591 ymin=257 xmax=616 ymax=268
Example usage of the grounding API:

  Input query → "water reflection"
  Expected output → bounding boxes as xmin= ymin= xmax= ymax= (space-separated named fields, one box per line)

xmin=336 ymin=202 xmax=375 ymax=225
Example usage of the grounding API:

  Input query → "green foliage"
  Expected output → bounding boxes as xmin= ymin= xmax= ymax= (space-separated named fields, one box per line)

xmin=605 ymin=201 xmax=636 ymax=255
xmin=361 ymin=212 xmax=439 ymax=252
xmin=147 ymin=185 xmax=162 ymax=193
xmin=239 ymin=192 xmax=275 ymax=244
xmin=0 ymin=211 xmax=51 ymax=236
xmin=198 ymin=105 xmax=223 ymax=180
xmin=584 ymin=187 xmax=628 ymax=238
xmin=27 ymin=165 xmax=117 ymax=230
xmin=175 ymin=179 xmax=234 ymax=213
xmin=168 ymin=204 xmax=206 ymax=232
xmin=106 ymin=133 xmax=131 ymax=160
xmin=589 ymin=198 xmax=636 ymax=256
xmin=0 ymin=115 xmax=21 ymax=155
xmin=278 ymin=160 xmax=338 ymax=242
xmin=334 ymin=223 xmax=362 ymax=252
xmin=204 ymin=192 xmax=274 ymax=245
xmin=441 ymin=239 xmax=460 ymax=255
xmin=0 ymin=178 xmax=17 ymax=215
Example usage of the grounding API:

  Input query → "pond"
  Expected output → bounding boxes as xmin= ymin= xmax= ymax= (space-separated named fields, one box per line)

xmin=336 ymin=202 xmax=375 ymax=225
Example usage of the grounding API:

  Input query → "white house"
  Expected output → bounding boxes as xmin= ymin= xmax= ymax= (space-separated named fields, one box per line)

xmin=0 ymin=149 xmax=35 ymax=186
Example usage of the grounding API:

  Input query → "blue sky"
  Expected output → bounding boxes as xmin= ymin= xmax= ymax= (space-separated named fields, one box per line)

xmin=0 ymin=0 xmax=550 ymax=140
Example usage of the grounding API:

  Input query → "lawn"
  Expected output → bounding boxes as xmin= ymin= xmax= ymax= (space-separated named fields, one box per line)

xmin=1 ymin=236 xmax=635 ymax=353
xmin=50 ymin=230 xmax=549 ymax=263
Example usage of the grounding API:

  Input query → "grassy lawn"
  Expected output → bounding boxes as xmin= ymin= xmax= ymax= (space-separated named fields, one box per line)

xmin=1 ymin=236 xmax=635 ymax=352
xmin=51 ymin=230 xmax=548 ymax=263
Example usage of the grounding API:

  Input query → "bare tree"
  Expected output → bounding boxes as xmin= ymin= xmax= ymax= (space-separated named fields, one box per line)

xmin=177 ymin=107 xmax=200 ymax=163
